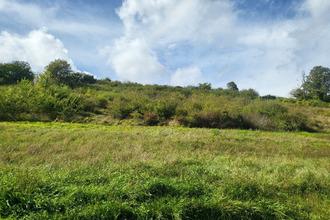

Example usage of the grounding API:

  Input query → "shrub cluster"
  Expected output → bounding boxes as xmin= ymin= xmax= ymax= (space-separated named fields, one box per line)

xmin=0 ymin=80 xmax=82 ymax=121
xmin=0 ymin=77 xmax=324 ymax=131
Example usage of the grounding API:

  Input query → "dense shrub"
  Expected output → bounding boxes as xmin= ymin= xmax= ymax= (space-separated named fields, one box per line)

xmin=153 ymin=100 xmax=178 ymax=120
xmin=143 ymin=112 xmax=159 ymax=126
xmin=241 ymin=114 xmax=274 ymax=130
xmin=273 ymin=112 xmax=309 ymax=131
xmin=110 ymin=96 xmax=142 ymax=120
xmin=0 ymin=76 xmax=324 ymax=131
xmin=0 ymin=80 xmax=84 ymax=121
xmin=241 ymin=101 xmax=310 ymax=131
xmin=178 ymin=111 xmax=244 ymax=129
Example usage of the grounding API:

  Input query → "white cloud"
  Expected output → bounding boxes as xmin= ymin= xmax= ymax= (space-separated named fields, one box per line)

xmin=0 ymin=29 xmax=73 ymax=72
xmin=106 ymin=0 xmax=237 ymax=84
xmin=232 ymin=22 xmax=299 ymax=96
xmin=171 ymin=67 xmax=204 ymax=86
xmin=210 ymin=0 xmax=330 ymax=96
xmin=301 ymin=0 xmax=330 ymax=20
xmin=102 ymin=38 xmax=168 ymax=84
xmin=117 ymin=0 xmax=236 ymax=44
xmin=0 ymin=0 xmax=55 ymax=28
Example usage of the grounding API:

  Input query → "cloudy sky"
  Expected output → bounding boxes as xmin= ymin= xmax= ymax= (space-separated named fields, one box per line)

xmin=0 ymin=0 xmax=329 ymax=96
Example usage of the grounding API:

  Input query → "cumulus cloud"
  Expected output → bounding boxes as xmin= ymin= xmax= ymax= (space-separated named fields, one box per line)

xmin=105 ymin=0 xmax=237 ymax=84
xmin=0 ymin=0 xmax=113 ymax=37
xmin=301 ymin=0 xmax=330 ymax=20
xmin=105 ymin=0 xmax=330 ymax=96
xmin=102 ymin=38 xmax=168 ymax=84
xmin=210 ymin=0 xmax=330 ymax=96
xmin=0 ymin=0 xmax=122 ymax=77
xmin=117 ymin=0 xmax=236 ymax=44
xmin=0 ymin=29 xmax=73 ymax=72
xmin=171 ymin=67 xmax=204 ymax=86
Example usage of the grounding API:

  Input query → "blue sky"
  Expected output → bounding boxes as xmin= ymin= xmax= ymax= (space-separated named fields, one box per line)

xmin=0 ymin=0 xmax=329 ymax=96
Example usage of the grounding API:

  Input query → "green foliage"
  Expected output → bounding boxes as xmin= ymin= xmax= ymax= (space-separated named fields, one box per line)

xmin=240 ymin=88 xmax=259 ymax=99
xmin=43 ymin=59 xmax=96 ymax=87
xmin=67 ymin=72 xmax=97 ymax=87
xmin=153 ymin=99 xmax=178 ymax=120
xmin=242 ymin=101 xmax=310 ymax=131
xmin=1 ymin=66 xmax=329 ymax=131
xmin=0 ymin=80 xmax=84 ymax=121
xmin=227 ymin=81 xmax=239 ymax=91
xmin=261 ymin=94 xmax=277 ymax=100
xmin=198 ymin=82 xmax=212 ymax=90
xmin=292 ymin=66 xmax=330 ymax=102
xmin=0 ymin=61 xmax=34 ymax=85
xmin=143 ymin=112 xmax=159 ymax=126
xmin=180 ymin=111 xmax=244 ymax=129
xmin=44 ymin=59 xmax=72 ymax=84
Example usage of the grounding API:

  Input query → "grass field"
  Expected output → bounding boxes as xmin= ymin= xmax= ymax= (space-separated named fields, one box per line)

xmin=0 ymin=122 xmax=329 ymax=219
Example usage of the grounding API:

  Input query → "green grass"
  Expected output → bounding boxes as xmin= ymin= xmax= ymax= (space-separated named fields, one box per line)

xmin=0 ymin=122 xmax=329 ymax=219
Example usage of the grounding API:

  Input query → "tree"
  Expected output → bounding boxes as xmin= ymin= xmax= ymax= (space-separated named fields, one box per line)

xmin=0 ymin=61 xmax=34 ymax=85
xmin=68 ymin=72 xmax=97 ymax=87
xmin=198 ymin=83 xmax=211 ymax=90
xmin=240 ymin=88 xmax=259 ymax=99
xmin=227 ymin=81 xmax=239 ymax=91
xmin=291 ymin=66 xmax=330 ymax=102
xmin=44 ymin=59 xmax=73 ymax=84
xmin=43 ymin=59 xmax=96 ymax=87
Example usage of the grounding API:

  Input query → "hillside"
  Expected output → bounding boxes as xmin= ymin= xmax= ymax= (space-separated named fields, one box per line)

xmin=1 ymin=80 xmax=329 ymax=132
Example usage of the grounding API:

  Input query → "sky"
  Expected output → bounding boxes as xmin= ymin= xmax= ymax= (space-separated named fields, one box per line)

xmin=0 ymin=0 xmax=329 ymax=96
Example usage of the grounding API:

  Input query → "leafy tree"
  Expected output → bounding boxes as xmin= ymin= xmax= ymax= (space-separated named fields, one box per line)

xmin=303 ymin=66 xmax=329 ymax=101
xmin=291 ymin=66 xmax=330 ymax=102
xmin=44 ymin=59 xmax=73 ymax=84
xmin=227 ymin=81 xmax=239 ymax=91
xmin=68 ymin=72 xmax=97 ymax=87
xmin=43 ymin=59 xmax=96 ymax=87
xmin=97 ymin=77 xmax=112 ymax=84
xmin=198 ymin=83 xmax=212 ymax=90
xmin=240 ymin=89 xmax=259 ymax=99
xmin=261 ymin=95 xmax=277 ymax=100
xmin=0 ymin=61 xmax=34 ymax=85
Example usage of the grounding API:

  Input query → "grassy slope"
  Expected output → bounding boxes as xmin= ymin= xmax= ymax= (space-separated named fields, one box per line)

xmin=0 ymin=122 xmax=329 ymax=219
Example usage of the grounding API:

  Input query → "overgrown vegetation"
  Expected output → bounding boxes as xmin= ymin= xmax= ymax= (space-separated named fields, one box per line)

xmin=291 ymin=66 xmax=330 ymax=102
xmin=0 ymin=60 xmax=329 ymax=132
xmin=0 ymin=61 xmax=34 ymax=85
xmin=0 ymin=77 xmax=329 ymax=132
xmin=0 ymin=122 xmax=329 ymax=219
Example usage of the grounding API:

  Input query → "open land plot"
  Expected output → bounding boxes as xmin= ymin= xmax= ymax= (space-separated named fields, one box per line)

xmin=0 ymin=122 xmax=329 ymax=219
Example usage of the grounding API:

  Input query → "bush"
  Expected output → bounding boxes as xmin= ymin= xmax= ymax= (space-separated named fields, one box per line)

xmin=241 ymin=114 xmax=274 ymax=131
xmin=153 ymin=100 xmax=177 ymax=120
xmin=110 ymin=96 xmax=141 ymax=120
xmin=274 ymin=112 xmax=309 ymax=131
xmin=143 ymin=112 xmax=159 ymax=126
xmin=244 ymin=101 xmax=287 ymax=117
xmin=179 ymin=111 xmax=243 ymax=129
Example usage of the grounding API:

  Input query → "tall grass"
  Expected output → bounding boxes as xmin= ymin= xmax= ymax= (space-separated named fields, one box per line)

xmin=0 ymin=122 xmax=329 ymax=219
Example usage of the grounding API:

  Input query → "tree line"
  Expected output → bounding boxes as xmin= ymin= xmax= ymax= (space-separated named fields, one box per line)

xmin=0 ymin=59 xmax=329 ymax=132
xmin=1 ymin=59 xmax=329 ymax=102
xmin=0 ymin=59 xmax=97 ymax=87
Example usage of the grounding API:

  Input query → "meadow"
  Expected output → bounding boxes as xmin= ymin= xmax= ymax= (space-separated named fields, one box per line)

xmin=0 ymin=122 xmax=329 ymax=219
